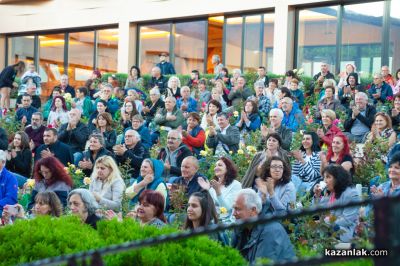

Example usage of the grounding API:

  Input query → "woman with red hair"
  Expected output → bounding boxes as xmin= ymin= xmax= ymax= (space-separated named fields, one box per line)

xmin=136 ymin=190 xmax=166 ymax=227
xmin=321 ymin=134 xmax=354 ymax=176
xmin=28 ymin=157 xmax=73 ymax=210
xmin=47 ymin=95 xmax=69 ymax=129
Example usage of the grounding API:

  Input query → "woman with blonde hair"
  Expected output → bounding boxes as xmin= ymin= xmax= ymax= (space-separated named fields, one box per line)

xmin=366 ymin=112 xmax=397 ymax=148
xmin=317 ymin=109 xmax=342 ymax=147
xmin=89 ymin=155 xmax=126 ymax=211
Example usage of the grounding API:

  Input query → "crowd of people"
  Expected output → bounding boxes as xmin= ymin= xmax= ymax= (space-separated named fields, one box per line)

xmin=0 ymin=55 xmax=400 ymax=264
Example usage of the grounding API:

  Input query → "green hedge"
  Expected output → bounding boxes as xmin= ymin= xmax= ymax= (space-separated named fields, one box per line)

xmin=0 ymin=216 xmax=245 ymax=266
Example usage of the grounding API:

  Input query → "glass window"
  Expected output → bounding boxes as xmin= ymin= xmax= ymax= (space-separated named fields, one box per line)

xmin=389 ymin=0 xmax=400 ymax=75
xmin=225 ymin=17 xmax=243 ymax=71
xmin=263 ymin=13 xmax=275 ymax=73
xmin=174 ymin=21 xmax=206 ymax=74
xmin=139 ymin=24 xmax=171 ymax=74
xmin=7 ymin=36 xmax=34 ymax=65
xmin=243 ymin=15 xmax=262 ymax=72
xmin=39 ymin=33 xmax=65 ymax=97
xmin=97 ymin=29 xmax=118 ymax=73
xmin=297 ymin=7 xmax=338 ymax=76
xmin=341 ymin=2 xmax=384 ymax=77
xmin=207 ymin=17 xmax=224 ymax=74
xmin=68 ymin=31 xmax=95 ymax=84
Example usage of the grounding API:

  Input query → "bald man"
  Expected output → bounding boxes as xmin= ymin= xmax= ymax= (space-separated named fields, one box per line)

xmin=172 ymin=156 xmax=205 ymax=196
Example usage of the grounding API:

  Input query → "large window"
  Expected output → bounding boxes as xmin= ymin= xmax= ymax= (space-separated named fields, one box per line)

xmin=243 ymin=15 xmax=262 ymax=72
xmin=263 ymin=13 xmax=275 ymax=73
xmin=389 ymin=0 xmax=400 ymax=74
xmin=225 ymin=17 xmax=243 ymax=71
xmin=174 ymin=21 xmax=206 ymax=74
xmin=207 ymin=17 xmax=223 ymax=74
xmin=97 ymin=29 xmax=118 ymax=73
xmin=297 ymin=7 xmax=338 ymax=77
xmin=7 ymin=36 xmax=34 ymax=65
xmin=341 ymin=2 xmax=384 ymax=76
xmin=68 ymin=31 xmax=95 ymax=82
xmin=139 ymin=24 xmax=171 ymax=74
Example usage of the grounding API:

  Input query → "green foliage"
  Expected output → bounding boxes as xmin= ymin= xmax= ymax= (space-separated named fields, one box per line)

xmin=0 ymin=216 xmax=245 ymax=266
xmin=0 ymin=110 xmax=22 ymax=141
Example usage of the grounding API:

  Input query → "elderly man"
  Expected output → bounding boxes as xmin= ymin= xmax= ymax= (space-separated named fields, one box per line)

xmin=15 ymin=93 xmax=38 ymax=126
xmin=94 ymin=83 xmax=119 ymax=117
xmin=176 ymin=86 xmax=197 ymax=117
xmin=280 ymin=97 xmax=305 ymax=132
xmin=58 ymin=109 xmax=90 ymax=162
xmin=310 ymin=62 xmax=335 ymax=95
xmin=25 ymin=112 xmax=46 ymax=152
xmin=228 ymin=76 xmax=253 ymax=106
xmin=231 ymin=189 xmax=296 ymax=264
xmin=58 ymin=74 xmax=75 ymax=97
xmin=172 ymin=156 xmax=204 ymax=196
xmin=206 ymin=112 xmax=240 ymax=155
xmin=381 ymin=65 xmax=395 ymax=87
xmin=34 ymin=128 xmax=73 ymax=166
xmin=156 ymin=52 xmax=176 ymax=75
xmin=123 ymin=114 xmax=152 ymax=150
xmin=368 ymin=73 xmax=393 ymax=104
xmin=212 ymin=54 xmax=224 ymax=77
xmin=148 ymin=66 xmax=168 ymax=94
xmin=154 ymin=96 xmax=184 ymax=129
xmin=0 ymin=150 xmax=18 ymax=215
xmin=260 ymin=108 xmax=292 ymax=151
xmin=114 ymin=129 xmax=149 ymax=179
xmin=141 ymin=87 xmax=165 ymax=126
xmin=344 ymin=92 xmax=377 ymax=143
xmin=158 ymin=130 xmax=192 ymax=179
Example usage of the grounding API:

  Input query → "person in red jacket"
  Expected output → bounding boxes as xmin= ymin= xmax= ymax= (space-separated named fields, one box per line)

xmin=182 ymin=112 xmax=205 ymax=156
xmin=317 ymin=109 xmax=342 ymax=147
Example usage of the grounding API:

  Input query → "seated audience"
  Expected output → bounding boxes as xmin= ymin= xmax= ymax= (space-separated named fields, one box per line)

xmin=280 ymin=97 xmax=305 ymax=132
xmin=228 ymin=76 xmax=253 ymax=106
xmin=125 ymin=65 xmax=144 ymax=89
xmin=366 ymin=112 xmax=397 ymax=148
xmin=371 ymin=153 xmax=400 ymax=197
xmin=123 ymin=114 xmax=152 ymax=150
xmin=47 ymin=96 xmax=69 ymax=129
xmin=25 ymin=112 xmax=46 ymax=152
xmin=321 ymin=135 xmax=354 ymax=176
xmin=289 ymin=78 xmax=304 ymax=109
xmin=315 ymin=85 xmax=343 ymax=120
xmin=260 ymin=108 xmax=292 ymax=151
xmin=339 ymin=73 xmax=363 ymax=109
xmin=390 ymin=93 xmax=400 ymax=137
xmin=93 ymin=112 xmax=117 ymax=151
xmin=148 ymin=67 xmax=168 ymax=94
xmin=206 ymin=112 xmax=240 ymax=155
xmin=94 ymin=83 xmax=120 ymax=117
xmin=154 ymin=96 xmax=184 ymax=129
xmin=177 ymin=86 xmax=197 ymax=115
xmin=15 ymin=93 xmax=38 ymax=126
xmin=368 ymin=73 xmax=393 ymax=104
xmin=317 ymin=109 xmax=342 ymax=147
xmin=182 ymin=112 xmax=205 ymax=156
xmin=120 ymin=99 xmax=139 ymax=130
xmin=141 ymin=87 xmax=165 ymax=126
xmin=0 ymin=150 xmax=18 ymax=215
xmin=6 ymin=131 xmax=32 ymax=178
xmin=68 ymin=188 xmax=101 ymax=229
xmin=200 ymin=99 xmax=222 ymax=131
xmin=235 ymin=99 xmax=261 ymax=134
xmin=43 ymin=87 xmax=61 ymax=120
xmin=72 ymin=86 xmax=94 ymax=118
xmin=172 ymin=156 xmax=204 ymax=197
xmin=135 ymin=190 xmax=166 ymax=227
xmin=165 ymin=76 xmax=181 ymax=99
xmin=247 ymin=81 xmax=271 ymax=116
xmin=88 ymin=100 xmax=109 ymax=132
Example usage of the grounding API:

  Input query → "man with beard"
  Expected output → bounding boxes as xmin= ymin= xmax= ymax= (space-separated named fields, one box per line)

xmin=24 ymin=112 xmax=46 ymax=152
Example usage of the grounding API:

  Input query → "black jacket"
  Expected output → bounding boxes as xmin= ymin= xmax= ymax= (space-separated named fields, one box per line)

xmin=344 ymin=104 xmax=376 ymax=132
xmin=34 ymin=140 xmax=73 ymax=166
xmin=0 ymin=66 xmax=16 ymax=88
xmin=81 ymin=147 xmax=114 ymax=176
xmin=58 ymin=121 xmax=90 ymax=153
xmin=172 ymin=173 xmax=204 ymax=197
xmin=142 ymin=98 xmax=165 ymax=124
xmin=158 ymin=144 xmax=192 ymax=177
xmin=115 ymin=141 xmax=149 ymax=178
xmin=148 ymin=75 xmax=169 ymax=94
xmin=0 ymin=127 xmax=8 ymax=150
xmin=6 ymin=149 xmax=32 ymax=178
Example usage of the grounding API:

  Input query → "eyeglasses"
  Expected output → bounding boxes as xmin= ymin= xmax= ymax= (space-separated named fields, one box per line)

xmin=167 ymin=137 xmax=180 ymax=140
xmin=270 ymin=165 xmax=284 ymax=170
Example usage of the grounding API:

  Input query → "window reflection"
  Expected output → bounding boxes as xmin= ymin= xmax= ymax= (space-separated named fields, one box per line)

xmin=207 ymin=17 xmax=223 ymax=74
xmin=7 ymin=36 xmax=34 ymax=65
xmin=68 ymin=31 xmax=95 ymax=82
xmin=225 ymin=17 xmax=243 ymax=71
xmin=389 ymin=0 xmax=400 ymax=74
xmin=243 ymin=15 xmax=262 ymax=72
xmin=263 ymin=13 xmax=275 ymax=73
xmin=97 ymin=29 xmax=118 ymax=73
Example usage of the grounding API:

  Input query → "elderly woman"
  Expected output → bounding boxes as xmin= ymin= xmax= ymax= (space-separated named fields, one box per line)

xmin=255 ymin=156 xmax=296 ymax=215
xmin=291 ymin=132 xmax=322 ymax=194
xmin=165 ymin=76 xmax=181 ymax=99
xmin=29 ymin=157 xmax=73 ymax=209
xmin=315 ymin=85 xmax=343 ymax=120
xmin=68 ymin=188 xmax=101 ymax=229
xmin=247 ymin=80 xmax=271 ymax=116
xmin=182 ymin=112 xmax=205 ymax=155
xmin=79 ymin=133 xmax=113 ymax=177
xmin=366 ymin=112 xmax=397 ymax=148
xmin=47 ymin=96 xmax=69 ymax=129
xmin=242 ymin=133 xmax=289 ymax=188
xmin=125 ymin=159 xmax=167 ymax=207
xmin=89 ymin=155 xmax=126 ymax=211
xmin=317 ymin=109 xmax=343 ymax=147
xmin=321 ymin=135 xmax=354 ymax=176
xmin=200 ymin=99 xmax=222 ymax=131
xmin=93 ymin=112 xmax=117 ymax=151
xmin=141 ymin=87 xmax=165 ymax=126
xmin=198 ymin=157 xmax=242 ymax=216
xmin=371 ymin=153 xmax=400 ymax=197
xmin=153 ymin=96 xmax=184 ymax=129
xmin=313 ymin=164 xmax=360 ymax=242
xmin=135 ymin=190 xmax=166 ymax=227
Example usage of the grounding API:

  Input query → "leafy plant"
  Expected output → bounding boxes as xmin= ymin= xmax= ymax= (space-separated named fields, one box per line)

xmin=65 ymin=163 xmax=88 ymax=189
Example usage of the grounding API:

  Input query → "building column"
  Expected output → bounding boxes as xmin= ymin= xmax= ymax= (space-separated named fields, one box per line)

xmin=272 ymin=1 xmax=295 ymax=74
xmin=0 ymin=35 xmax=6 ymax=70
xmin=117 ymin=21 xmax=137 ymax=73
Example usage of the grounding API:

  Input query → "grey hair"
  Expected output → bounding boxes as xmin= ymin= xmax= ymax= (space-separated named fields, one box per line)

xmin=212 ymin=54 xmax=220 ymax=63
xmin=167 ymin=76 xmax=181 ymax=88
xmin=232 ymin=68 xmax=242 ymax=75
xmin=323 ymin=79 xmax=337 ymax=88
xmin=0 ymin=150 xmax=7 ymax=162
xmin=282 ymin=97 xmax=293 ymax=104
xmin=355 ymin=91 xmax=369 ymax=100
xmin=150 ymin=87 xmax=160 ymax=96
xmin=374 ymin=73 xmax=383 ymax=79
xmin=125 ymin=129 xmax=141 ymax=141
xmin=61 ymin=74 xmax=69 ymax=79
xmin=103 ymin=83 xmax=113 ymax=90
xmin=89 ymin=133 xmax=105 ymax=146
xmin=254 ymin=80 xmax=265 ymax=89
xmin=168 ymin=129 xmax=182 ymax=140
xmin=152 ymin=66 xmax=161 ymax=73
xmin=236 ymin=188 xmax=262 ymax=214
xmin=68 ymin=189 xmax=99 ymax=216
xmin=32 ymin=112 xmax=43 ymax=119
xmin=69 ymin=108 xmax=82 ymax=117
xmin=165 ymin=96 xmax=177 ymax=104
xmin=269 ymin=108 xmax=284 ymax=121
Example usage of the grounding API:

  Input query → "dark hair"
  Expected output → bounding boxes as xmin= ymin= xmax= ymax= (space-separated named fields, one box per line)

xmin=265 ymin=133 xmax=282 ymax=148
xmin=123 ymin=99 xmax=139 ymax=120
xmin=34 ymin=157 xmax=73 ymax=187
xmin=96 ymin=112 xmax=114 ymax=131
xmin=395 ymin=68 xmax=400 ymax=80
xmin=191 ymin=70 xmax=200 ymax=77
xmin=215 ymin=157 xmax=237 ymax=187
xmin=13 ymin=61 xmax=26 ymax=74
xmin=326 ymin=134 xmax=351 ymax=164
xmin=44 ymin=127 xmax=58 ymax=136
xmin=322 ymin=164 xmax=352 ymax=199
xmin=184 ymin=190 xmax=218 ymax=230
xmin=9 ymin=131 xmax=30 ymax=151
xmin=258 ymin=66 xmax=266 ymax=71
xmin=346 ymin=72 xmax=360 ymax=86
xmin=300 ymin=131 xmax=321 ymax=152
xmin=34 ymin=191 xmax=63 ymax=217
xmin=22 ymin=93 xmax=32 ymax=100
xmin=389 ymin=152 xmax=400 ymax=167
xmin=198 ymin=78 xmax=207 ymax=86
xmin=394 ymin=92 xmax=400 ymax=101
xmin=221 ymin=67 xmax=229 ymax=77
xmin=324 ymin=85 xmax=335 ymax=94
xmin=269 ymin=78 xmax=278 ymax=86
xmin=258 ymin=156 xmax=291 ymax=185
xmin=280 ymin=87 xmax=292 ymax=98
xmin=130 ymin=66 xmax=141 ymax=78
xmin=244 ymin=99 xmax=258 ymax=114
xmin=76 ymin=86 xmax=89 ymax=96
xmin=50 ymin=96 xmax=68 ymax=112
xmin=187 ymin=112 xmax=201 ymax=123
xmin=207 ymin=99 xmax=222 ymax=114
xmin=138 ymin=190 xmax=166 ymax=223
xmin=285 ymin=70 xmax=299 ymax=80
xmin=52 ymin=86 xmax=62 ymax=94
xmin=96 ymin=99 xmax=110 ymax=113
xmin=216 ymin=112 xmax=229 ymax=120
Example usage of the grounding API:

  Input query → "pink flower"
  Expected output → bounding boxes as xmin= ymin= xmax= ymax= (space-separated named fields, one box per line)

xmin=333 ymin=119 xmax=340 ymax=126
xmin=307 ymin=118 xmax=313 ymax=124
xmin=386 ymin=96 xmax=394 ymax=101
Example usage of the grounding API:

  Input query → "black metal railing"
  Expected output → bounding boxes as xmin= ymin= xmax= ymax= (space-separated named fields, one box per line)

xmin=21 ymin=195 xmax=400 ymax=266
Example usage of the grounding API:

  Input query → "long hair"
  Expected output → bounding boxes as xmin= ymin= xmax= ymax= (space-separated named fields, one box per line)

xmin=326 ymin=134 xmax=350 ymax=164
xmin=184 ymin=190 xmax=218 ymax=230
xmin=34 ymin=191 xmax=63 ymax=217
xmin=244 ymin=99 xmax=259 ymax=114
xmin=50 ymin=95 xmax=68 ymax=111
xmin=34 ymin=157 xmax=73 ymax=187
xmin=129 ymin=65 xmax=141 ymax=78
xmin=122 ymin=100 xmax=139 ymax=120
xmin=207 ymin=99 xmax=222 ymax=114
xmin=300 ymin=131 xmax=321 ymax=153
xmin=91 ymin=155 xmax=123 ymax=184
xmin=214 ymin=157 xmax=237 ymax=187
xmin=8 ymin=131 xmax=30 ymax=150
xmin=258 ymin=155 xmax=291 ymax=185
xmin=322 ymin=164 xmax=352 ymax=199
xmin=96 ymin=112 xmax=113 ymax=131
xmin=139 ymin=190 xmax=166 ymax=223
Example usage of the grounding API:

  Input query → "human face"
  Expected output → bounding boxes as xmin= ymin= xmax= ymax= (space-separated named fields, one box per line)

xmin=137 ymin=199 xmax=157 ymax=223
xmin=103 ymin=87 xmax=112 ymax=98
xmin=28 ymin=64 xmax=35 ymax=72
xmin=269 ymin=112 xmax=281 ymax=127
xmin=257 ymin=68 xmax=265 ymax=77
xmin=301 ymin=134 xmax=313 ymax=150
xmin=125 ymin=102 xmax=133 ymax=113
xmin=324 ymin=173 xmax=335 ymax=192
xmin=125 ymin=131 xmax=138 ymax=147
xmin=96 ymin=162 xmax=111 ymax=181
xmin=149 ymin=91 xmax=159 ymax=102
xmin=256 ymin=86 xmax=264 ymax=96
xmin=266 ymin=136 xmax=279 ymax=151
xmin=373 ymin=75 xmax=383 ymax=86
xmin=97 ymin=115 xmax=107 ymax=128
xmin=170 ymin=79 xmax=178 ymax=89
xmin=60 ymin=76 xmax=68 ymax=86
xmin=214 ymin=160 xmax=227 ymax=179
xmin=355 ymin=95 xmax=367 ymax=109
xmin=43 ymin=131 xmax=56 ymax=145
xmin=165 ymin=98 xmax=175 ymax=111
xmin=268 ymin=81 xmax=277 ymax=90
xmin=280 ymin=99 xmax=292 ymax=113
xmin=97 ymin=102 xmax=106 ymax=113
xmin=388 ymin=162 xmax=400 ymax=181
xmin=22 ymin=96 xmax=31 ymax=108
xmin=34 ymin=200 xmax=52 ymax=216
xmin=290 ymin=83 xmax=298 ymax=91
xmin=181 ymin=159 xmax=197 ymax=179
xmin=181 ymin=88 xmax=190 ymax=99
xmin=208 ymin=103 xmax=219 ymax=115
xmin=394 ymin=97 xmax=400 ymax=109
xmin=151 ymin=68 xmax=160 ymax=78
xmin=217 ymin=116 xmax=229 ymax=129
xmin=381 ymin=66 xmax=389 ymax=77
xmin=167 ymin=132 xmax=181 ymax=151
xmin=187 ymin=116 xmax=198 ymax=129
xmin=187 ymin=196 xmax=202 ymax=224
xmin=325 ymin=88 xmax=333 ymax=99
xmin=346 ymin=64 xmax=354 ymax=74
xmin=233 ymin=195 xmax=257 ymax=220
xmin=54 ymin=98 xmax=63 ymax=109
xmin=13 ymin=134 xmax=22 ymax=148
xmin=348 ymin=76 xmax=356 ymax=86
xmin=244 ymin=102 xmax=254 ymax=113
xmin=52 ymin=91 xmax=61 ymax=98
xmin=237 ymin=78 xmax=245 ymax=88
xmin=68 ymin=110 xmax=80 ymax=123
xmin=31 ymin=115 xmax=42 ymax=129
xmin=374 ymin=115 xmax=387 ymax=131
xmin=40 ymin=165 xmax=52 ymax=181
xmin=159 ymin=55 xmax=166 ymax=62
xmin=332 ymin=137 xmax=344 ymax=154
xmin=270 ymin=160 xmax=284 ymax=180
xmin=130 ymin=68 xmax=138 ymax=77
xmin=89 ymin=137 xmax=102 ymax=151
xmin=321 ymin=114 xmax=333 ymax=127
xmin=131 ymin=119 xmax=142 ymax=130
xmin=68 ymin=194 xmax=87 ymax=219
xmin=27 ymin=85 xmax=37 ymax=95
xmin=140 ymin=161 xmax=153 ymax=177
xmin=321 ymin=63 xmax=328 ymax=73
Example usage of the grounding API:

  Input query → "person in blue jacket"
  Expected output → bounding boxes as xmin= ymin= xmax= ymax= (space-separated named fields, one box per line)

xmin=156 ymin=52 xmax=176 ymax=75
xmin=235 ymin=99 xmax=261 ymax=133
xmin=123 ymin=114 xmax=152 ymax=150
xmin=280 ymin=97 xmax=305 ymax=132
xmin=0 ymin=150 xmax=18 ymax=215
xmin=368 ymin=73 xmax=393 ymax=104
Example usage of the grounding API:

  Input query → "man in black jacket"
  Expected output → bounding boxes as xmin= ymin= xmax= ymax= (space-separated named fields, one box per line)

xmin=34 ymin=128 xmax=73 ymax=166
xmin=147 ymin=67 xmax=168 ymax=94
xmin=309 ymin=62 xmax=335 ymax=95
